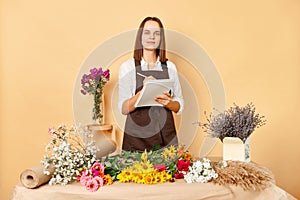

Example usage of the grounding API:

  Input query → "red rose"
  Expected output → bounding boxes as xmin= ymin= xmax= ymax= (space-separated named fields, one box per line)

xmin=177 ymin=160 xmax=190 ymax=172
xmin=175 ymin=172 xmax=184 ymax=179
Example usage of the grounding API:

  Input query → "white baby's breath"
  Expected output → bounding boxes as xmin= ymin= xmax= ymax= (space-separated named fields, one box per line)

xmin=41 ymin=124 xmax=97 ymax=185
xmin=184 ymin=158 xmax=218 ymax=184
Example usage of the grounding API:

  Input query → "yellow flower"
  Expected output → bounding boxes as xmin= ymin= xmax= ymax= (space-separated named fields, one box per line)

xmin=163 ymin=145 xmax=177 ymax=160
xmin=117 ymin=171 xmax=132 ymax=183
xmin=103 ymin=174 xmax=113 ymax=185
xmin=140 ymin=161 xmax=153 ymax=172
xmin=144 ymin=174 xmax=154 ymax=184
xmin=154 ymin=173 xmax=163 ymax=184
xmin=136 ymin=174 xmax=145 ymax=184
xmin=118 ymin=169 xmax=172 ymax=185
xmin=124 ymin=160 xmax=154 ymax=174
xmin=184 ymin=153 xmax=192 ymax=161
xmin=160 ymin=171 xmax=172 ymax=182
xmin=141 ymin=150 xmax=148 ymax=162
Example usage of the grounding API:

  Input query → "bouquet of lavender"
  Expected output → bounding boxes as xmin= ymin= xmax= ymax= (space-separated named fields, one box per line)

xmin=199 ymin=103 xmax=266 ymax=142
xmin=81 ymin=67 xmax=110 ymax=124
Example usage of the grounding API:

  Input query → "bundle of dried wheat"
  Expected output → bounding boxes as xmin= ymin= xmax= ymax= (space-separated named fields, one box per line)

xmin=212 ymin=161 xmax=274 ymax=191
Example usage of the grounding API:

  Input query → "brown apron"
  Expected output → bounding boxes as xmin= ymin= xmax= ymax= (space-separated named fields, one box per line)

xmin=122 ymin=60 xmax=178 ymax=151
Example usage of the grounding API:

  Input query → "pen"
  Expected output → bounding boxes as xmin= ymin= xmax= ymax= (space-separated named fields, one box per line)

xmin=137 ymin=72 xmax=147 ymax=78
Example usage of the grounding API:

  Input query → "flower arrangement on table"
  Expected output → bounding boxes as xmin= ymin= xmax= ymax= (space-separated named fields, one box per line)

xmin=80 ymin=67 xmax=110 ymax=125
xmin=199 ymin=102 xmax=266 ymax=142
xmin=101 ymin=145 xmax=220 ymax=184
xmin=40 ymin=124 xmax=274 ymax=192
xmin=41 ymin=125 xmax=219 ymax=191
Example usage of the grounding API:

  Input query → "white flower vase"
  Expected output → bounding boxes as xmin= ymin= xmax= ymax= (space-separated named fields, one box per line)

xmin=244 ymin=136 xmax=251 ymax=162
xmin=223 ymin=137 xmax=251 ymax=162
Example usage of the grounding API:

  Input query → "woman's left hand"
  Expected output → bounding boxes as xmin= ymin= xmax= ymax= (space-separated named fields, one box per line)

xmin=155 ymin=91 xmax=180 ymax=113
xmin=155 ymin=91 xmax=172 ymax=107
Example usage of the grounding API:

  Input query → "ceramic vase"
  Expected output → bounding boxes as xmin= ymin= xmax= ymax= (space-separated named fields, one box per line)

xmin=223 ymin=137 xmax=251 ymax=162
xmin=87 ymin=124 xmax=117 ymax=158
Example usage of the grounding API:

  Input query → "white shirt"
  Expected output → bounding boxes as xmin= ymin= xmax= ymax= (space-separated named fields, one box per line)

xmin=118 ymin=57 xmax=184 ymax=114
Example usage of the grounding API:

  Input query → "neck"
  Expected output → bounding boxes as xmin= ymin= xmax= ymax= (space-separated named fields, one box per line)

xmin=143 ymin=49 xmax=157 ymax=64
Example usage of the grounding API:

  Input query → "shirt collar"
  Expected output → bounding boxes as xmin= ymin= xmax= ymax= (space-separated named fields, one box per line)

xmin=141 ymin=56 xmax=160 ymax=67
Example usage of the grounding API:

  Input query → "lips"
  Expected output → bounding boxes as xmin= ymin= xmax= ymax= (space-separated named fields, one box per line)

xmin=147 ymin=41 xmax=155 ymax=44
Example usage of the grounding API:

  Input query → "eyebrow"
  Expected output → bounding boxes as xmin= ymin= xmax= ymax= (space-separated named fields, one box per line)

xmin=143 ymin=29 xmax=160 ymax=34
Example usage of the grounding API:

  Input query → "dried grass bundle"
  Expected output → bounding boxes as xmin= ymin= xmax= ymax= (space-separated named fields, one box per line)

xmin=212 ymin=161 xmax=274 ymax=191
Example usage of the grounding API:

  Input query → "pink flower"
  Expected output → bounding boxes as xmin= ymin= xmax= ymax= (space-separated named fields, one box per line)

xmin=92 ymin=162 xmax=105 ymax=176
xmin=80 ymin=174 xmax=92 ymax=186
xmin=79 ymin=170 xmax=93 ymax=186
xmin=85 ymin=178 xmax=100 ymax=192
xmin=153 ymin=164 xmax=166 ymax=172
xmin=48 ymin=128 xmax=57 ymax=138
xmin=93 ymin=176 xmax=104 ymax=187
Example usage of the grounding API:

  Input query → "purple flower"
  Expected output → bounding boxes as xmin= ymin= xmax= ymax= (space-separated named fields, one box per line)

xmin=103 ymin=69 xmax=110 ymax=80
xmin=90 ymin=68 xmax=98 ymax=74
xmin=97 ymin=68 xmax=103 ymax=77
xmin=81 ymin=89 xmax=87 ymax=95
xmin=81 ymin=74 xmax=88 ymax=84
xmin=80 ymin=66 xmax=110 ymax=122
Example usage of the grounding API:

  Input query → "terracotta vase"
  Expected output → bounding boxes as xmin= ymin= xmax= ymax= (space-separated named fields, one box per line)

xmin=87 ymin=124 xmax=117 ymax=158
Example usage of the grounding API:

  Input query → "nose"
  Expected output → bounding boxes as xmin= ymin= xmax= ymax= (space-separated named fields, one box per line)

xmin=149 ymin=33 xmax=155 ymax=39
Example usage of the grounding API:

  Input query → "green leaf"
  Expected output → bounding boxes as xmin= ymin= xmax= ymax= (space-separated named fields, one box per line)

xmin=152 ymin=144 xmax=160 ymax=151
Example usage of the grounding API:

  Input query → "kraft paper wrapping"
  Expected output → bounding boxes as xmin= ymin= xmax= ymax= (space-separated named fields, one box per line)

xmin=20 ymin=165 xmax=54 ymax=189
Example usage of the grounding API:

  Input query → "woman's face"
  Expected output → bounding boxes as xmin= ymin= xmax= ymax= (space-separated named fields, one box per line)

xmin=141 ymin=20 xmax=161 ymax=51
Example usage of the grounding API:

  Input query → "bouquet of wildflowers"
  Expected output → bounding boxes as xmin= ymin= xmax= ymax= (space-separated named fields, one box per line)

xmin=101 ymin=145 xmax=194 ymax=182
xmin=81 ymin=67 xmax=110 ymax=124
xmin=41 ymin=124 xmax=97 ymax=185
xmin=199 ymin=103 xmax=266 ymax=142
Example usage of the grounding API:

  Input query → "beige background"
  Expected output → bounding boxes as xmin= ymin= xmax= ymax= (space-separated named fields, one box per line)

xmin=1 ymin=0 xmax=299 ymax=199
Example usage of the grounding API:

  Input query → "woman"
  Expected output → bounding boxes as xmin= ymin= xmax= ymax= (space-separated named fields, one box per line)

xmin=118 ymin=17 xmax=184 ymax=151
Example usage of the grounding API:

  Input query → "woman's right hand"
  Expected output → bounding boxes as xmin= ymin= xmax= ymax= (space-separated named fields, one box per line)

xmin=121 ymin=91 xmax=142 ymax=115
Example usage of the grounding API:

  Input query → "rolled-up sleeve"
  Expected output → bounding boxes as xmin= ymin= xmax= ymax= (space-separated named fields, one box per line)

xmin=167 ymin=61 xmax=184 ymax=114
xmin=118 ymin=59 xmax=136 ymax=114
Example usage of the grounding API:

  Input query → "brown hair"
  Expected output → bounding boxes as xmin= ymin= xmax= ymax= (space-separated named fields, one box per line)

xmin=133 ymin=17 xmax=167 ymax=62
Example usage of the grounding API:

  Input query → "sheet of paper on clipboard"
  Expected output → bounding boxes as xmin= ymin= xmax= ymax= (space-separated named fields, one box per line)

xmin=134 ymin=79 xmax=174 ymax=107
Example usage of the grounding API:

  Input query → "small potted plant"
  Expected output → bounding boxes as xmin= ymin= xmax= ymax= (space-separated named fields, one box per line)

xmin=199 ymin=103 xmax=266 ymax=162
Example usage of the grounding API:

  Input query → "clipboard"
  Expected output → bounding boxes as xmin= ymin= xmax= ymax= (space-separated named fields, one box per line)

xmin=134 ymin=79 xmax=174 ymax=107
